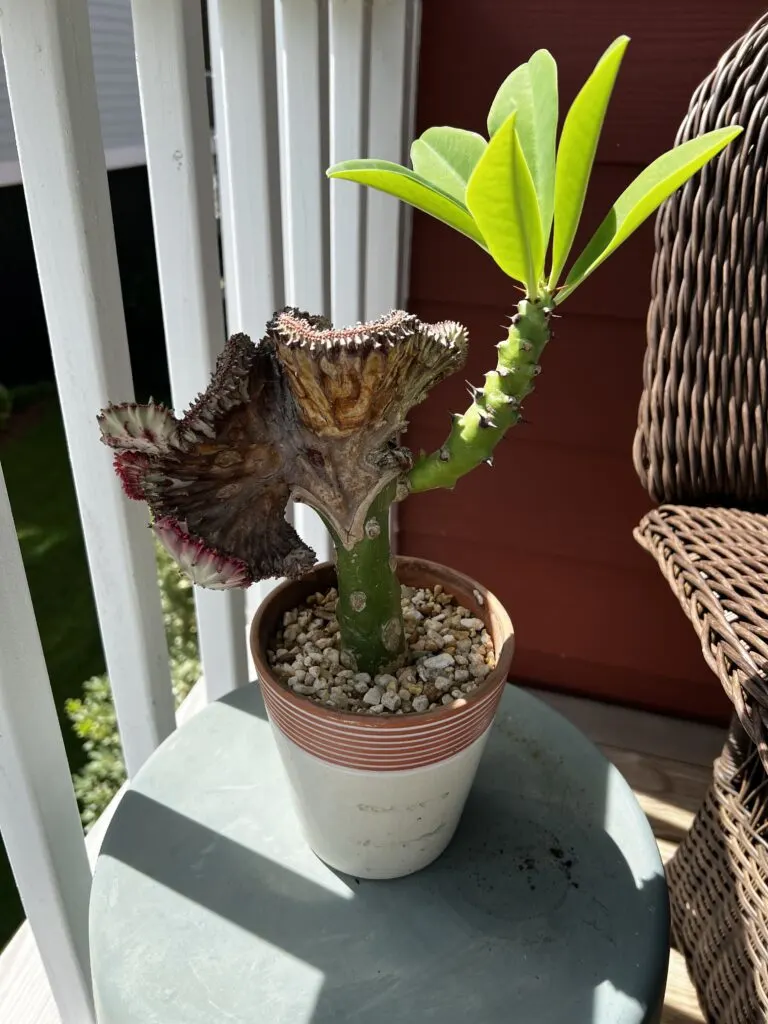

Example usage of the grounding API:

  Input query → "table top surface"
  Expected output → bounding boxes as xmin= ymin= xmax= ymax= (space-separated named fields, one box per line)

xmin=90 ymin=684 xmax=668 ymax=1024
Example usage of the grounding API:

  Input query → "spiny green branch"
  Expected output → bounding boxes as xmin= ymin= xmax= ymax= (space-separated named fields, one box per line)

xmin=407 ymin=296 xmax=552 ymax=493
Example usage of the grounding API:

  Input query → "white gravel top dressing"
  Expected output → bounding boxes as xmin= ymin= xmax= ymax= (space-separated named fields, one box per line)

xmin=267 ymin=584 xmax=496 ymax=715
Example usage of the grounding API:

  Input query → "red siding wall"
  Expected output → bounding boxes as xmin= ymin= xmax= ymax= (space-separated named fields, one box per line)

xmin=400 ymin=0 xmax=766 ymax=722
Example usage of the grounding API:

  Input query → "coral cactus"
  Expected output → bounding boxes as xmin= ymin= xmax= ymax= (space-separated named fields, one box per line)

xmin=99 ymin=310 xmax=466 ymax=669
xmin=100 ymin=37 xmax=741 ymax=677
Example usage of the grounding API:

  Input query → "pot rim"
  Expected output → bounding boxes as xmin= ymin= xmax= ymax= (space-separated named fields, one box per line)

xmin=250 ymin=555 xmax=515 ymax=731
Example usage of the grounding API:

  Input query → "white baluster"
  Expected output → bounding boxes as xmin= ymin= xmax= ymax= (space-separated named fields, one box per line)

xmin=275 ymin=0 xmax=333 ymax=563
xmin=207 ymin=0 xmax=286 ymax=624
xmin=0 ymin=0 xmax=175 ymax=776
xmin=365 ymin=0 xmax=416 ymax=319
xmin=0 ymin=466 xmax=94 ymax=1024
xmin=328 ymin=0 xmax=368 ymax=326
xmin=130 ymin=0 xmax=249 ymax=701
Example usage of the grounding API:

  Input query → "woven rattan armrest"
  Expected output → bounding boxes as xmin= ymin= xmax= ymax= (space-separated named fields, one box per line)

xmin=634 ymin=505 xmax=768 ymax=770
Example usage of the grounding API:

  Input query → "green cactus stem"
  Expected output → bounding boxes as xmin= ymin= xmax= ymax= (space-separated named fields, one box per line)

xmin=324 ymin=483 xmax=405 ymax=676
xmin=408 ymin=296 xmax=552 ymax=493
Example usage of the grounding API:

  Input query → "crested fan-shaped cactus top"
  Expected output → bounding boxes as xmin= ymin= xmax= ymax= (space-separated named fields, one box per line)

xmin=98 ymin=308 xmax=467 ymax=589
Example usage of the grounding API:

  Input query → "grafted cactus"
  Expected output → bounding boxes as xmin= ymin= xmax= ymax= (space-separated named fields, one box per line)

xmin=100 ymin=37 xmax=741 ymax=677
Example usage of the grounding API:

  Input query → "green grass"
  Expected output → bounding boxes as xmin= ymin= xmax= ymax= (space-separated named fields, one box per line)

xmin=0 ymin=387 xmax=105 ymax=949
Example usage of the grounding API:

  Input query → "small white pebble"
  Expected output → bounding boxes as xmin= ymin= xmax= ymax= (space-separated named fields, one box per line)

xmin=374 ymin=674 xmax=397 ymax=690
xmin=353 ymin=679 xmax=371 ymax=695
xmin=441 ymin=694 xmax=454 ymax=706
xmin=461 ymin=682 xmax=478 ymax=694
xmin=461 ymin=618 xmax=485 ymax=631
xmin=403 ymin=606 xmax=424 ymax=622
xmin=451 ymin=688 xmax=463 ymax=699
xmin=292 ymin=683 xmax=316 ymax=695
xmin=381 ymin=692 xmax=401 ymax=711
xmin=354 ymin=672 xmax=372 ymax=685
xmin=363 ymin=686 xmax=382 ymax=706
xmin=412 ymin=695 xmax=429 ymax=712
xmin=454 ymin=669 xmax=470 ymax=683
xmin=368 ymin=703 xmax=385 ymax=714
xmin=398 ymin=688 xmax=411 ymax=703
xmin=470 ymin=664 xmax=491 ymax=680
xmin=434 ymin=676 xmax=452 ymax=692
xmin=421 ymin=652 xmax=455 ymax=674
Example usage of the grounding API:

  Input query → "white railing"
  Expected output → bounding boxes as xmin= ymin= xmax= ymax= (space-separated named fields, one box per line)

xmin=0 ymin=1 xmax=420 ymax=1020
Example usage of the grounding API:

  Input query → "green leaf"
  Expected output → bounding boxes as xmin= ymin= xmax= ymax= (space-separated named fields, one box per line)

xmin=466 ymin=112 xmax=544 ymax=292
xmin=487 ymin=49 xmax=558 ymax=242
xmin=549 ymin=35 xmax=629 ymax=288
xmin=556 ymin=125 xmax=743 ymax=302
xmin=327 ymin=159 xmax=486 ymax=247
xmin=410 ymin=127 xmax=487 ymax=204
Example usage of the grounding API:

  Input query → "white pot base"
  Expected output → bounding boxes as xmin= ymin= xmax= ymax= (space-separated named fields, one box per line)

xmin=270 ymin=723 xmax=493 ymax=879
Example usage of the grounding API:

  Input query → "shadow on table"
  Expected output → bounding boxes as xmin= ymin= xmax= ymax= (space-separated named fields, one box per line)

xmin=99 ymin=685 xmax=668 ymax=1023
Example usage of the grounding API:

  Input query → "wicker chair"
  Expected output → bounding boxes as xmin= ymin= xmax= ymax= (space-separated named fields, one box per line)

xmin=633 ymin=13 xmax=768 ymax=1023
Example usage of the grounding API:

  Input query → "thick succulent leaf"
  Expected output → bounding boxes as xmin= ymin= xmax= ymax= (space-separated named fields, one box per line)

xmin=486 ymin=49 xmax=558 ymax=241
xmin=410 ymin=126 xmax=487 ymax=203
xmin=549 ymin=36 xmax=629 ymax=287
xmin=327 ymin=159 xmax=486 ymax=246
xmin=466 ymin=112 xmax=544 ymax=291
xmin=557 ymin=125 xmax=743 ymax=302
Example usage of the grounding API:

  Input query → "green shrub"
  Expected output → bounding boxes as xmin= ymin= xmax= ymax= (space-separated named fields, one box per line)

xmin=66 ymin=542 xmax=201 ymax=829
xmin=0 ymin=384 xmax=12 ymax=431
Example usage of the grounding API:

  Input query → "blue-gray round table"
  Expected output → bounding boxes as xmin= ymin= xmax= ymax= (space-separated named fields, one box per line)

xmin=90 ymin=684 xmax=669 ymax=1023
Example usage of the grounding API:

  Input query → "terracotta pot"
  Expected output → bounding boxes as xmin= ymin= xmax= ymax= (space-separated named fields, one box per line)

xmin=250 ymin=556 xmax=515 ymax=879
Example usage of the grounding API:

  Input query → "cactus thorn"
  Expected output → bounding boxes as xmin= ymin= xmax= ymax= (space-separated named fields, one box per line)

xmin=485 ymin=457 xmax=493 ymax=467
xmin=438 ymin=447 xmax=451 ymax=462
xmin=478 ymin=413 xmax=495 ymax=429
